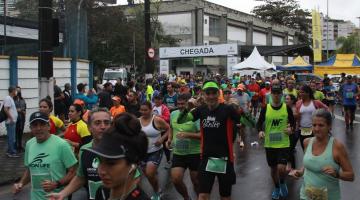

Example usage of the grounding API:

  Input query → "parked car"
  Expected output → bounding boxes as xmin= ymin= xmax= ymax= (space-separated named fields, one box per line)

xmin=295 ymin=73 xmax=323 ymax=85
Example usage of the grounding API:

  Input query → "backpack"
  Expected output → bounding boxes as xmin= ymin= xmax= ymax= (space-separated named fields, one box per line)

xmin=0 ymin=103 xmax=8 ymax=123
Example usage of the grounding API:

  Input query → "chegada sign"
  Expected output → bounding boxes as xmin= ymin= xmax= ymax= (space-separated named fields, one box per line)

xmin=159 ymin=44 xmax=238 ymax=58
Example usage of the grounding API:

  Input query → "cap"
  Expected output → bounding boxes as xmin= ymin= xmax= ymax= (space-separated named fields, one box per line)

xmin=73 ymin=99 xmax=85 ymax=106
xmin=265 ymin=81 xmax=271 ymax=85
xmin=85 ymin=132 xmax=128 ymax=159
xmin=112 ymin=96 xmax=121 ymax=102
xmin=29 ymin=111 xmax=49 ymax=124
xmin=202 ymin=81 xmax=219 ymax=90
xmin=223 ymin=88 xmax=232 ymax=93
xmin=347 ymin=75 xmax=352 ymax=79
xmin=271 ymin=84 xmax=283 ymax=94
xmin=237 ymin=84 xmax=246 ymax=91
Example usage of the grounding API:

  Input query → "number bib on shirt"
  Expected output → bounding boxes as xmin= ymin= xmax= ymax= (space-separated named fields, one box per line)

xmin=205 ymin=157 xmax=227 ymax=174
xmin=346 ymin=92 xmax=354 ymax=99
xmin=300 ymin=127 xmax=313 ymax=136
xmin=31 ymin=172 xmax=52 ymax=191
xmin=269 ymin=132 xmax=283 ymax=143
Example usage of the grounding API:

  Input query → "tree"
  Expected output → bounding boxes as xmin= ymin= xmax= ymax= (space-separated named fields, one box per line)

xmin=336 ymin=32 xmax=360 ymax=55
xmin=251 ymin=0 xmax=311 ymax=43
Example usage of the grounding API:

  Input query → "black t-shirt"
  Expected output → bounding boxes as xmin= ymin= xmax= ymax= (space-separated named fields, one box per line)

xmin=80 ymin=147 xmax=102 ymax=200
xmin=54 ymin=85 xmax=63 ymax=103
xmin=98 ymin=91 xmax=113 ymax=109
xmin=125 ymin=102 xmax=141 ymax=118
xmin=95 ymin=186 xmax=150 ymax=200
xmin=191 ymin=104 xmax=240 ymax=162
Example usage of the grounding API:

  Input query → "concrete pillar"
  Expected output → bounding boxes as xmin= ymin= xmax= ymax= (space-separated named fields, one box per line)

xmin=266 ymin=27 xmax=273 ymax=63
xmin=283 ymin=31 xmax=289 ymax=64
xmin=246 ymin=21 xmax=253 ymax=45
xmin=192 ymin=8 xmax=204 ymax=45
xmin=219 ymin=14 xmax=228 ymax=74
xmin=9 ymin=56 xmax=18 ymax=86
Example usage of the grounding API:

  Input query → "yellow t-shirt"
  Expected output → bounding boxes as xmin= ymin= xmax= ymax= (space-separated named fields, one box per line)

xmin=49 ymin=115 xmax=64 ymax=134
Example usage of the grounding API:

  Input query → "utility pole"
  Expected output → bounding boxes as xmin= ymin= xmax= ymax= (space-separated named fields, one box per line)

xmin=38 ymin=0 xmax=54 ymax=99
xmin=2 ymin=0 xmax=7 ymax=55
xmin=326 ymin=0 xmax=329 ymax=60
xmin=144 ymin=0 xmax=153 ymax=77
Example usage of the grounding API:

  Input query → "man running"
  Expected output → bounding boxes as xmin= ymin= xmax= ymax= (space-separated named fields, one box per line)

xmin=257 ymin=84 xmax=296 ymax=200
xmin=47 ymin=108 xmax=112 ymax=200
xmin=340 ymin=75 xmax=359 ymax=129
xmin=13 ymin=112 xmax=77 ymax=200
xmin=186 ymin=80 xmax=242 ymax=200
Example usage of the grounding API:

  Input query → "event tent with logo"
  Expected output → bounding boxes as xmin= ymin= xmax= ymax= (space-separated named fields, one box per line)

xmin=314 ymin=54 xmax=360 ymax=75
xmin=232 ymin=47 xmax=276 ymax=71
xmin=276 ymin=56 xmax=313 ymax=71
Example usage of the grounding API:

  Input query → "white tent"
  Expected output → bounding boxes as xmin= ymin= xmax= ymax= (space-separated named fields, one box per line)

xmin=231 ymin=47 xmax=276 ymax=71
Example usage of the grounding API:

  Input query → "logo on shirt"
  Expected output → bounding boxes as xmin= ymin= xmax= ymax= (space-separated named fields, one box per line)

xmin=92 ymin=157 xmax=99 ymax=168
xmin=29 ymin=153 xmax=50 ymax=168
xmin=271 ymin=119 xmax=283 ymax=127
xmin=202 ymin=116 xmax=220 ymax=128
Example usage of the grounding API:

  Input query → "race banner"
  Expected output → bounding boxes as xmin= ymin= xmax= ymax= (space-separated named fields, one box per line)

xmin=312 ymin=10 xmax=322 ymax=62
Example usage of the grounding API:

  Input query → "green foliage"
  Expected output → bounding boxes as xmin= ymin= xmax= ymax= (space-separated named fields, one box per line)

xmin=336 ymin=32 xmax=360 ymax=55
xmin=251 ymin=0 xmax=311 ymax=43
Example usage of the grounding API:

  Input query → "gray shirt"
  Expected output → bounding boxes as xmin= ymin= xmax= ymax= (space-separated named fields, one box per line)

xmin=233 ymin=93 xmax=251 ymax=112
xmin=3 ymin=95 xmax=18 ymax=124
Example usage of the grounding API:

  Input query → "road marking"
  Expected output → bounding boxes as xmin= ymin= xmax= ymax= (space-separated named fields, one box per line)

xmin=334 ymin=114 xmax=360 ymax=124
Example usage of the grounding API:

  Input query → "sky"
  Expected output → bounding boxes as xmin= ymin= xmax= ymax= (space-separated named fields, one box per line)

xmin=116 ymin=0 xmax=360 ymax=27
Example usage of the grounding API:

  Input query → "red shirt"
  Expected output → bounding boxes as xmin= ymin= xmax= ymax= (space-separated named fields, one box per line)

xmin=247 ymin=83 xmax=260 ymax=100
xmin=260 ymin=87 xmax=271 ymax=107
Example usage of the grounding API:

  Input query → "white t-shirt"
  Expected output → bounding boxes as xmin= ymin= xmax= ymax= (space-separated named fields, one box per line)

xmin=153 ymin=106 xmax=162 ymax=117
xmin=3 ymin=95 xmax=18 ymax=124
xmin=299 ymin=101 xmax=316 ymax=128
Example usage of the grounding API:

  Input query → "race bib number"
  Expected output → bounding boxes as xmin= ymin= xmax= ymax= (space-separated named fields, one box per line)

xmin=346 ymin=92 xmax=354 ymax=99
xmin=300 ymin=127 xmax=312 ymax=136
xmin=88 ymin=180 xmax=102 ymax=199
xmin=31 ymin=172 xmax=52 ymax=191
xmin=305 ymin=185 xmax=328 ymax=200
xmin=269 ymin=132 xmax=283 ymax=142
xmin=205 ymin=157 xmax=227 ymax=174
xmin=175 ymin=139 xmax=190 ymax=153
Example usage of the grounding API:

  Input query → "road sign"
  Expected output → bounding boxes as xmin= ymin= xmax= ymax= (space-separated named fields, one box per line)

xmin=148 ymin=48 xmax=155 ymax=59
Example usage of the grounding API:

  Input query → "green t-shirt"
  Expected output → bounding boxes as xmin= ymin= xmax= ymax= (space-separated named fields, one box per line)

xmin=170 ymin=110 xmax=201 ymax=155
xmin=283 ymin=88 xmax=298 ymax=98
xmin=146 ymin=85 xmax=154 ymax=101
xmin=314 ymin=90 xmax=325 ymax=101
xmin=25 ymin=135 xmax=78 ymax=200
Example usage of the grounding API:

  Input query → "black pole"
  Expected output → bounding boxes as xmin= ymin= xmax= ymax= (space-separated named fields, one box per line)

xmin=39 ymin=0 xmax=53 ymax=78
xmin=144 ymin=0 xmax=153 ymax=74
xmin=2 ymin=0 xmax=7 ymax=55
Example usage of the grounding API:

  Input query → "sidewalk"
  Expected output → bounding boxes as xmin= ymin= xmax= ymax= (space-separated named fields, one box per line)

xmin=0 ymin=133 xmax=30 ymax=186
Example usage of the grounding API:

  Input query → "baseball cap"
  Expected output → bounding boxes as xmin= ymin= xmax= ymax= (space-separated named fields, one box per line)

xmin=265 ymin=81 xmax=271 ymax=85
xmin=85 ymin=131 xmax=128 ymax=159
xmin=347 ymin=75 xmax=353 ymax=79
xmin=237 ymin=84 xmax=246 ymax=91
xmin=29 ymin=111 xmax=49 ymax=124
xmin=271 ymin=84 xmax=283 ymax=94
xmin=73 ymin=99 xmax=85 ymax=106
xmin=202 ymin=81 xmax=219 ymax=90
xmin=112 ymin=96 xmax=121 ymax=102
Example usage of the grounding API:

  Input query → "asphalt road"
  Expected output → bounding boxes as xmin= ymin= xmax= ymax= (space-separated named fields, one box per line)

xmin=1 ymin=106 xmax=359 ymax=200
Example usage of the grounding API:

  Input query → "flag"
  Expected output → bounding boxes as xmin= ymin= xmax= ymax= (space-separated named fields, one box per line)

xmin=312 ymin=10 xmax=322 ymax=62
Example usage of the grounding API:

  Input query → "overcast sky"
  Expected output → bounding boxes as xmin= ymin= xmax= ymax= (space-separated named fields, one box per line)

xmin=116 ymin=0 xmax=360 ymax=27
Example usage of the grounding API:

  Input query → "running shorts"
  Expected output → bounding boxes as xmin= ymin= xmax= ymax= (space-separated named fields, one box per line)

xmin=344 ymin=105 xmax=356 ymax=113
xmin=265 ymin=148 xmax=289 ymax=167
xmin=142 ymin=149 xmax=163 ymax=166
xmin=172 ymin=154 xmax=200 ymax=171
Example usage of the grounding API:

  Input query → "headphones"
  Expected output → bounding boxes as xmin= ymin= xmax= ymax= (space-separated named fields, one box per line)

xmin=128 ymin=164 xmax=136 ymax=174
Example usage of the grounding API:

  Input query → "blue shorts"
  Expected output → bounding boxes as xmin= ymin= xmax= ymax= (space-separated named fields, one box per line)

xmin=142 ymin=149 xmax=163 ymax=166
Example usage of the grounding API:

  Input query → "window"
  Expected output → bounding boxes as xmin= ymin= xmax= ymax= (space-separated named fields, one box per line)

xmin=204 ymin=19 xmax=208 ymax=24
xmin=209 ymin=17 xmax=220 ymax=37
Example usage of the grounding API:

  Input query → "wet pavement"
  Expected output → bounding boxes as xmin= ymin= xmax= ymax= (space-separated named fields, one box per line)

xmin=0 ymin=106 xmax=359 ymax=200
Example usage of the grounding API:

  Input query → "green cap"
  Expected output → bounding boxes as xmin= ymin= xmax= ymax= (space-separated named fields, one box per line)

xmin=202 ymin=81 xmax=219 ymax=90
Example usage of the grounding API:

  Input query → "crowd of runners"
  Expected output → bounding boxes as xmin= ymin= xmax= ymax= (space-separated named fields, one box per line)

xmin=8 ymin=71 xmax=358 ymax=200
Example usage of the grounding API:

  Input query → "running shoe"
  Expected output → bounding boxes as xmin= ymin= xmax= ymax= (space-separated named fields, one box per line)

xmin=271 ymin=188 xmax=280 ymax=200
xmin=151 ymin=192 xmax=162 ymax=200
xmin=280 ymin=183 xmax=288 ymax=197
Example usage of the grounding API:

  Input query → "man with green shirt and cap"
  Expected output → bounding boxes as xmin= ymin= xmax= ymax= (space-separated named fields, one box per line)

xmin=13 ymin=111 xmax=77 ymax=200
xmin=257 ymin=84 xmax=296 ymax=200
xmin=310 ymin=81 xmax=325 ymax=101
xmin=47 ymin=108 xmax=112 ymax=200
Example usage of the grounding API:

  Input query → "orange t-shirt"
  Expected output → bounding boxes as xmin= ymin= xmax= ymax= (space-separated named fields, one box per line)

xmin=110 ymin=105 xmax=126 ymax=118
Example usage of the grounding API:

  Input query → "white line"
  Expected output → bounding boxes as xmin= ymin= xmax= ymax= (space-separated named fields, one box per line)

xmin=355 ymin=113 xmax=360 ymax=118
xmin=334 ymin=114 xmax=360 ymax=124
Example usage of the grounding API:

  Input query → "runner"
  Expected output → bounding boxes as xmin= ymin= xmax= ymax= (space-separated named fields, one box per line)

xmin=285 ymin=94 xmax=297 ymax=170
xmin=166 ymin=94 xmax=200 ymax=200
xmin=13 ymin=111 xmax=77 ymax=200
xmin=339 ymin=75 xmax=359 ymax=129
xmin=290 ymin=109 xmax=354 ymax=200
xmin=323 ymin=79 xmax=337 ymax=117
xmin=39 ymin=98 xmax=65 ymax=135
xmin=185 ymin=80 xmax=242 ymax=200
xmin=247 ymin=78 xmax=260 ymax=116
xmin=296 ymin=85 xmax=329 ymax=150
xmin=232 ymin=85 xmax=250 ymax=148
xmin=109 ymin=96 xmax=126 ymax=118
xmin=125 ymin=91 xmax=141 ymax=117
xmin=260 ymin=81 xmax=272 ymax=108
xmin=89 ymin=113 xmax=150 ymax=200
xmin=64 ymin=104 xmax=92 ymax=153
xmin=283 ymin=79 xmax=298 ymax=98
xmin=163 ymin=82 xmax=178 ymax=111
xmin=139 ymin=102 xmax=170 ymax=200
xmin=257 ymin=84 xmax=296 ymax=200
xmin=47 ymin=108 xmax=112 ymax=200
xmin=152 ymin=94 xmax=170 ymax=123
xmin=310 ymin=81 xmax=325 ymax=101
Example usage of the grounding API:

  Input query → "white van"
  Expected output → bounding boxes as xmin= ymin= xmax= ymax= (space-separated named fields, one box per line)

xmin=102 ymin=68 xmax=127 ymax=86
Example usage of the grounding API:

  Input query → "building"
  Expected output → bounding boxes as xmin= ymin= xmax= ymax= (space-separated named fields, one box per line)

xmin=0 ymin=0 xmax=18 ymax=16
xmin=121 ymin=0 xmax=299 ymax=75
xmin=320 ymin=14 xmax=356 ymax=51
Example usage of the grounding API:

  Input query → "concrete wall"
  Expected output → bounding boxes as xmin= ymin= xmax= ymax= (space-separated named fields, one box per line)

xmin=0 ymin=57 xmax=90 ymax=136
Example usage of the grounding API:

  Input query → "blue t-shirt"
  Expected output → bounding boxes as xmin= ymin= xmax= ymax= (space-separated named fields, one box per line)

xmin=163 ymin=93 xmax=178 ymax=108
xmin=341 ymin=83 xmax=358 ymax=106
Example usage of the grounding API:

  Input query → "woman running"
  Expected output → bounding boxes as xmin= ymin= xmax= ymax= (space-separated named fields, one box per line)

xmin=39 ymin=98 xmax=65 ymax=135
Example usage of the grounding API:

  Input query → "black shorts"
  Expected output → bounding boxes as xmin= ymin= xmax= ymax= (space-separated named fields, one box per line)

xmin=265 ymin=148 xmax=289 ymax=167
xmin=324 ymin=99 xmax=335 ymax=106
xmin=172 ymin=154 xmax=200 ymax=171
xmin=251 ymin=100 xmax=259 ymax=108
xmin=198 ymin=159 xmax=236 ymax=197
xmin=344 ymin=105 xmax=356 ymax=113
